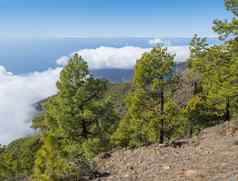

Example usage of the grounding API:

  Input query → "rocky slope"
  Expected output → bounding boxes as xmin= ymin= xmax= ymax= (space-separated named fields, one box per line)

xmin=94 ymin=122 xmax=238 ymax=181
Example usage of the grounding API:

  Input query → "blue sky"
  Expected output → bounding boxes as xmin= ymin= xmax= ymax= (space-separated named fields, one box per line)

xmin=0 ymin=0 xmax=233 ymax=38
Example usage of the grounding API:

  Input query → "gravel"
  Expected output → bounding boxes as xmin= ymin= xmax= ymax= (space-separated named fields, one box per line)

xmin=94 ymin=122 xmax=238 ymax=181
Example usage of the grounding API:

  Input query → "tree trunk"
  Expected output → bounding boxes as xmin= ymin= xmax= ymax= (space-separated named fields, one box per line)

xmin=82 ymin=120 xmax=88 ymax=139
xmin=187 ymin=81 xmax=198 ymax=138
xmin=193 ymin=81 xmax=198 ymax=94
xmin=159 ymin=90 xmax=164 ymax=144
xmin=187 ymin=118 xmax=193 ymax=138
xmin=225 ymin=96 xmax=230 ymax=122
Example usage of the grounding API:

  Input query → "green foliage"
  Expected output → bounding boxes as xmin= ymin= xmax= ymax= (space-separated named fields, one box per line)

xmin=105 ymin=83 xmax=131 ymax=117
xmin=0 ymin=135 xmax=41 ymax=180
xmin=225 ymin=0 xmax=238 ymax=15
xmin=186 ymin=32 xmax=238 ymax=136
xmin=213 ymin=18 xmax=238 ymax=40
xmin=188 ymin=34 xmax=208 ymax=69
xmin=32 ymin=134 xmax=95 ymax=181
xmin=112 ymin=46 xmax=179 ymax=147
xmin=32 ymin=54 xmax=119 ymax=180
xmin=213 ymin=0 xmax=238 ymax=40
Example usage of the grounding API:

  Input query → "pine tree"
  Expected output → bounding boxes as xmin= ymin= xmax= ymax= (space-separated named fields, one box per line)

xmin=32 ymin=54 xmax=118 ymax=180
xmin=112 ymin=46 xmax=178 ymax=147
xmin=210 ymin=1 xmax=238 ymax=122
xmin=185 ymin=34 xmax=210 ymax=137
xmin=213 ymin=0 xmax=238 ymax=40
xmin=209 ymin=0 xmax=238 ymax=122
xmin=203 ymin=42 xmax=238 ymax=122
xmin=225 ymin=0 xmax=238 ymax=15
xmin=187 ymin=33 xmax=238 ymax=131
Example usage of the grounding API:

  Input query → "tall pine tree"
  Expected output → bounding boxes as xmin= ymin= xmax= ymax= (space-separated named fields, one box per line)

xmin=112 ymin=46 xmax=178 ymax=147
xmin=32 ymin=54 xmax=118 ymax=180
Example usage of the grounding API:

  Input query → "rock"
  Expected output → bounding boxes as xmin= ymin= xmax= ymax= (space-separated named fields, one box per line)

xmin=170 ymin=139 xmax=189 ymax=148
xmin=232 ymin=140 xmax=238 ymax=145
xmin=163 ymin=165 xmax=171 ymax=170
xmin=99 ymin=152 xmax=112 ymax=159
xmin=184 ymin=169 xmax=197 ymax=177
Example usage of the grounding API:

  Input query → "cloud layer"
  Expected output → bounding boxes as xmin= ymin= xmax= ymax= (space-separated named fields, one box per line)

xmin=56 ymin=56 xmax=69 ymax=66
xmin=167 ymin=46 xmax=190 ymax=62
xmin=0 ymin=66 xmax=60 ymax=144
xmin=0 ymin=44 xmax=190 ymax=145
xmin=57 ymin=46 xmax=190 ymax=68
xmin=77 ymin=46 xmax=149 ymax=69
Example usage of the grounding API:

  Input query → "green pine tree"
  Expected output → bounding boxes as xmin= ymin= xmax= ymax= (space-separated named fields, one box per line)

xmin=213 ymin=0 xmax=238 ymax=40
xmin=32 ymin=54 xmax=119 ymax=180
xmin=112 ymin=46 xmax=178 ymax=147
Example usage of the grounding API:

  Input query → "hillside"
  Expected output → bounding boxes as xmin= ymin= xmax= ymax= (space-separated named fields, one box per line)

xmin=91 ymin=62 xmax=186 ymax=83
xmin=91 ymin=69 xmax=134 ymax=83
xmin=94 ymin=122 xmax=238 ymax=181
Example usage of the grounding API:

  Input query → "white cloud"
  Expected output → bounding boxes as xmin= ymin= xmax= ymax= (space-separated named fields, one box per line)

xmin=58 ymin=46 xmax=190 ymax=69
xmin=56 ymin=56 xmax=69 ymax=66
xmin=0 ymin=66 xmax=61 ymax=145
xmin=167 ymin=46 xmax=190 ymax=62
xmin=77 ymin=46 xmax=149 ymax=69
xmin=0 ymin=66 xmax=13 ymax=78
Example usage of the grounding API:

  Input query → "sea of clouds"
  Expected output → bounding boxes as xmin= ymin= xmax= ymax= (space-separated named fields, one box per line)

xmin=0 ymin=66 xmax=60 ymax=144
xmin=57 ymin=45 xmax=189 ymax=68
xmin=0 ymin=39 xmax=190 ymax=145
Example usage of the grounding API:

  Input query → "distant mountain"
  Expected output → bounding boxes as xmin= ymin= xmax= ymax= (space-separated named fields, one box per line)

xmin=91 ymin=69 xmax=134 ymax=83
xmin=91 ymin=62 xmax=186 ymax=83
xmin=175 ymin=62 xmax=186 ymax=74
